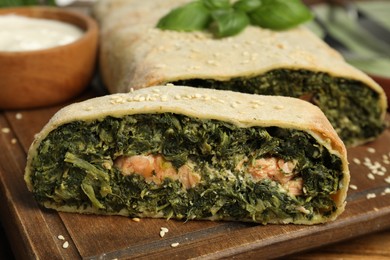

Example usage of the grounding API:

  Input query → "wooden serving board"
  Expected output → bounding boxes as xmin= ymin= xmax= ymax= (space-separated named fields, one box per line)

xmin=1 ymin=87 xmax=390 ymax=259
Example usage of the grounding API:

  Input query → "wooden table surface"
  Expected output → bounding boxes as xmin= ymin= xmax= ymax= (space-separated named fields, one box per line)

xmin=1 ymin=0 xmax=390 ymax=259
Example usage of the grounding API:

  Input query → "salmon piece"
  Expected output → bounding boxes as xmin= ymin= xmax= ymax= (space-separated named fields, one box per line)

xmin=153 ymin=155 xmax=178 ymax=184
xmin=247 ymin=157 xmax=302 ymax=195
xmin=114 ymin=154 xmax=201 ymax=188
xmin=178 ymin=164 xmax=201 ymax=189
xmin=248 ymin=158 xmax=294 ymax=184
xmin=284 ymin=178 xmax=303 ymax=196
xmin=115 ymin=155 xmax=154 ymax=178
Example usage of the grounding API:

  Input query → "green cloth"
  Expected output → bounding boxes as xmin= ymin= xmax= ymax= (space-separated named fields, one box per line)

xmin=307 ymin=1 xmax=390 ymax=78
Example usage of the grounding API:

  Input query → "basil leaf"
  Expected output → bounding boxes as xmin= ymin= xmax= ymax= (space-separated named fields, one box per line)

xmin=157 ymin=1 xmax=211 ymax=32
xmin=233 ymin=0 xmax=262 ymax=13
xmin=211 ymin=9 xmax=250 ymax=38
xmin=249 ymin=0 xmax=313 ymax=30
xmin=203 ymin=0 xmax=230 ymax=10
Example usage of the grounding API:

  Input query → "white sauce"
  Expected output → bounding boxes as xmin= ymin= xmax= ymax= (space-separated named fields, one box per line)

xmin=0 ymin=14 xmax=83 ymax=52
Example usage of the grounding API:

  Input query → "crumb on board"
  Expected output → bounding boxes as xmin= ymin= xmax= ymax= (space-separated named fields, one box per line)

xmin=1 ymin=127 xmax=10 ymax=134
xmin=57 ymin=234 xmax=69 ymax=249
xmin=352 ymin=158 xmax=361 ymax=165
xmin=381 ymin=188 xmax=390 ymax=196
xmin=366 ymin=193 xmax=376 ymax=199
xmin=349 ymin=184 xmax=358 ymax=190
xmin=160 ymin=227 xmax=169 ymax=238
xmin=15 ymin=113 xmax=22 ymax=120
xmin=171 ymin=242 xmax=179 ymax=248
xmin=62 ymin=241 xmax=69 ymax=249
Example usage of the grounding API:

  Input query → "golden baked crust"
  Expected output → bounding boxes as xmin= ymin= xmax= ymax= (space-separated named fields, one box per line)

xmin=25 ymin=85 xmax=349 ymax=224
xmin=93 ymin=0 xmax=386 ymax=118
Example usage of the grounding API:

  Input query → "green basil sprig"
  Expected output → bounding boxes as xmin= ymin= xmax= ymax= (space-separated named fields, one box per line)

xmin=156 ymin=1 xmax=211 ymax=32
xmin=250 ymin=0 xmax=313 ymax=30
xmin=233 ymin=0 xmax=262 ymax=13
xmin=211 ymin=9 xmax=250 ymax=38
xmin=156 ymin=0 xmax=313 ymax=38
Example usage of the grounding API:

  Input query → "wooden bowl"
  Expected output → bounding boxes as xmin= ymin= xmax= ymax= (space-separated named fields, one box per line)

xmin=0 ymin=7 xmax=98 ymax=110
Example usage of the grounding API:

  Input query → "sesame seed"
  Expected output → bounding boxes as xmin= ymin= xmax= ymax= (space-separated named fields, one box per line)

xmin=174 ymin=95 xmax=181 ymax=100
xmin=152 ymin=89 xmax=161 ymax=93
xmin=11 ymin=138 xmax=17 ymax=144
xmin=252 ymin=104 xmax=259 ymax=109
xmin=160 ymin=231 xmax=166 ymax=238
xmin=160 ymin=95 xmax=168 ymax=102
xmin=385 ymin=176 xmax=390 ymax=184
xmin=274 ymin=105 xmax=284 ymax=110
xmin=129 ymin=88 xmax=135 ymax=93
xmin=62 ymin=241 xmax=69 ymax=249
xmin=250 ymin=100 xmax=264 ymax=106
xmin=352 ymin=158 xmax=361 ymax=165
xmin=367 ymin=173 xmax=375 ymax=180
xmin=231 ymin=103 xmax=238 ymax=108
xmin=374 ymin=207 xmax=379 ymax=212
xmin=349 ymin=184 xmax=358 ymax=190
xmin=161 ymin=227 xmax=169 ymax=233
xmin=132 ymin=217 xmax=141 ymax=222
xmin=366 ymin=193 xmax=376 ymax=199
xmin=15 ymin=113 xmax=23 ymax=120
xmin=166 ymin=83 xmax=175 ymax=87
xmin=194 ymin=93 xmax=202 ymax=98
xmin=1 ymin=128 xmax=10 ymax=134
xmin=364 ymin=157 xmax=371 ymax=162
xmin=384 ymin=188 xmax=390 ymax=194
xmin=367 ymin=147 xmax=376 ymax=154
xmin=376 ymin=171 xmax=385 ymax=176
xmin=57 ymin=235 xmax=65 ymax=240
xmin=171 ymin=242 xmax=179 ymax=248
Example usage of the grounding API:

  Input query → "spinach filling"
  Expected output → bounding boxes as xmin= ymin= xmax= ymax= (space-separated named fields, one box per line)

xmin=171 ymin=69 xmax=385 ymax=146
xmin=31 ymin=113 xmax=343 ymax=223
